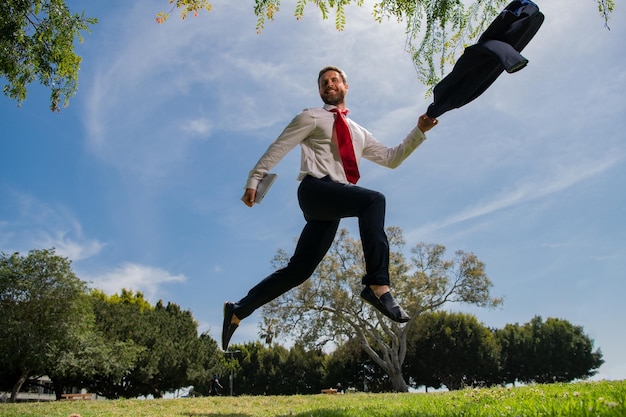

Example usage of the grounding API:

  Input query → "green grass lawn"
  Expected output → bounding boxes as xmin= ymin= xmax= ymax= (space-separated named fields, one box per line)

xmin=1 ymin=380 xmax=624 ymax=417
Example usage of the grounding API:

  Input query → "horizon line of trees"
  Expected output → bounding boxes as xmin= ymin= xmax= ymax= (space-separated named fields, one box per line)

xmin=1 ymin=249 xmax=603 ymax=401
xmin=225 ymin=312 xmax=603 ymax=395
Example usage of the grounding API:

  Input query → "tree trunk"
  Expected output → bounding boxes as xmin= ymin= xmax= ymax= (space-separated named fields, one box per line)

xmin=53 ymin=378 xmax=65 ymax=401
xmin=388 ymin=368 xmax=409 ymax=392
xmin=358 ymin=325 xmax=411 ymax=392
xmin=10 ymin=369 xmax=29 ymax=403
xmin=151 ymin=384 xmax=163 ymax=399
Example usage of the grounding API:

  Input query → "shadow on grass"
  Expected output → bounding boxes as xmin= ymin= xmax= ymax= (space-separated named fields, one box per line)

xmin=183 ymin=414 xmax=249 ymax=417
xmin=181 ymin=410 xmax=381 ymax=417
xmin=288 ymin=410 xmax=353 ymax=417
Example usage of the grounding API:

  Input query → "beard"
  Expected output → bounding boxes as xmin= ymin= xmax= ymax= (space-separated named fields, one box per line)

xmin=321 ymin=89 xmax=345 ymax=106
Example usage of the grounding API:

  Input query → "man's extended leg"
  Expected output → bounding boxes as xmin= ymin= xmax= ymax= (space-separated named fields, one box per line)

xmin=222 ymin=180 xmax=340 ymax=351
xmin=231 ymin=218 xmax=339 ymax=321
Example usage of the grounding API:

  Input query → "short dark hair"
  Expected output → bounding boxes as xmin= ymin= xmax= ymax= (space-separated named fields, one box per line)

xmin=318 ymin=66 xmax=347 ymax=87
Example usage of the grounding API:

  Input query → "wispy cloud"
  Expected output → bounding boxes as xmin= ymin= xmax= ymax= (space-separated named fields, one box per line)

xmin=82 ymin=7 xmax=234 ymax=183
xmin=0 ymin=189 xmax=105 ymax=261
xmin=406 ymin=153 xmax=622 ymax=241
xmin=182 ymin=117 xmax=213 ymax=137
xmin=86 ymin=262 xmax=187 ymax=303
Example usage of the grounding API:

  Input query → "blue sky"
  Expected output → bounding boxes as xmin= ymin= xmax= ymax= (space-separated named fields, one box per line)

xmin=1 ymin=1 xmax=624 ymax=382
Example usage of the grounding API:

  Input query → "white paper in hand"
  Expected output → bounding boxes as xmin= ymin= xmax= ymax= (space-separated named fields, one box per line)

xmin=254 ymin=173 xmax=278 ymax=203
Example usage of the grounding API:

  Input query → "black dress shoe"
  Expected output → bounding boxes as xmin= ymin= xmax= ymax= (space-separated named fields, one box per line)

xmin=222 ymin=302 xmax=239 ymax=351
xmin=360 ymin=286 xmax=411 ymax=323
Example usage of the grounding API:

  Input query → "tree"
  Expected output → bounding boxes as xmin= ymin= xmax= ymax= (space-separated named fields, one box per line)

xmin=323 ymin=337 xmax=391 ymax=392
xmin=261 ymin=227 xmax=502 ymax=392
xmin=0 ymin=249 xmax=92 ymax=402
xmin=230 ymin=341 xmax=287 ymax=395
xmin=404 ymin=311 xmax=500 ymax=391
xmin=146 ymin=300 xmax=202 ymax=397
xmin=48 ymin=331 xmax=143 ymax=401
xmin=533 ymin=317 xmax=604 ymax=383
xmin=185 ymin=333 xmax=223 ymax=396
xmin=280 ymin=343 xmax=326 ymax=394
xmin=492 ymin=322 xmax=528 ymax=385
xmin=229 ymin=341 xmax=327 ymax=395
xmin=89 ymin=290 xmax=205 ymax=398
xmin=258 ymin=316 xmax=279 ymax=346
xmin=494 ymin=316 xmax=604 ymax=384
xmin=1 ymin=0 xmax=97 ymax=110
xmin=86 ymin=290 xmax=152 ymax=399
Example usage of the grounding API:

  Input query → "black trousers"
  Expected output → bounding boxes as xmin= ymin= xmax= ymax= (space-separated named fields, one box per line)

xmin=233 ymin=175 xmax=390 ymax=320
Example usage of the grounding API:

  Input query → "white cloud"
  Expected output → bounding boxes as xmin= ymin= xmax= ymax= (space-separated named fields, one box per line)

xmin=35 ymin=231 xmax=105 ymax=262
xmin=182 ymin=117 xmax=213 ymax=137
xmin=87 ymin=262 xmax=187 ymax=303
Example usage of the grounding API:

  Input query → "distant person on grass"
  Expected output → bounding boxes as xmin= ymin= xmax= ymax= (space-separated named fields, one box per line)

xmin=210 ymin=374 xmax=223 ymax=396
xmin=222 ymin=66 xmax=438 ymax=351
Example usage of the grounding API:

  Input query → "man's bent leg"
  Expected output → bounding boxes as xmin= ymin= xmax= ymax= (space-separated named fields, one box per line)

xmin=232 ymin=218 xmax=339 ymax=320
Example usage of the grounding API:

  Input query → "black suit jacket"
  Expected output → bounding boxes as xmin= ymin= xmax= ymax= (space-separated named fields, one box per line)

xmin=426 ymin=0 xmax=545 ymax=118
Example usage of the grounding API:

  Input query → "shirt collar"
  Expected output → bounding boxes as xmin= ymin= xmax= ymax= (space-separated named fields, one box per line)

xmin=323 ymin=103 xmax=350 ymax=114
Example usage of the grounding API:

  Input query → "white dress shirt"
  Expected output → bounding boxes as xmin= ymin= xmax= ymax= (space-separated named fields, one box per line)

xmin=245 ymin=104 xmax=426 ymax=190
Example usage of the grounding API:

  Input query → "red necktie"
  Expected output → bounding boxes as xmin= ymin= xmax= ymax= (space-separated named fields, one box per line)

xmin=330 ymin=108 xmax=360 ymax=184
